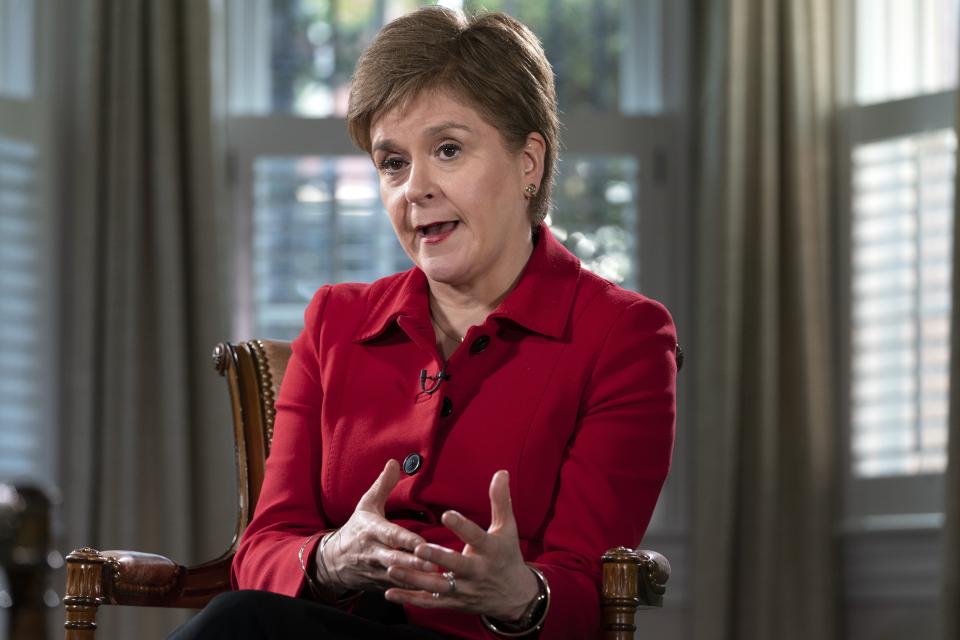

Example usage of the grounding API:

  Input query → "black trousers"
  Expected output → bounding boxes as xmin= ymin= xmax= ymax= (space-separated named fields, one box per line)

xmin=167 ymin=590 xmax=447 ymax=639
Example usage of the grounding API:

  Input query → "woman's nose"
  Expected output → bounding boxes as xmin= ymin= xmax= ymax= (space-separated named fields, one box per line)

xmin=404 ymin=162 xmax=435 ymax=204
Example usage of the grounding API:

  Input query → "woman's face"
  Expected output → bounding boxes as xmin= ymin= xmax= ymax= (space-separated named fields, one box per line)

xmin=370 ymin=90 xmax=544 ymax=290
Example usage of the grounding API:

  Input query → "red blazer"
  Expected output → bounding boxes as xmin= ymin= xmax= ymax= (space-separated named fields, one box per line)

xmin=231 ymin=226 xmax=678 ymax=639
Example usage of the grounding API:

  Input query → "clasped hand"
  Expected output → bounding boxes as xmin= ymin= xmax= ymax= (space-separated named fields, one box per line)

xmin=316 ymin=459 xmax=538 ymax=621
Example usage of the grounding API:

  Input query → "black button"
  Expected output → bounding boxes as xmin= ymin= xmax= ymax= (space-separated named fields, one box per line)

xmin=441 ymin=396 xmax=454 ymax=417
xmin=402 ymin=453 xmax=422 ymax=475
xmin=470 ymin=335 xmax=491 ymax=353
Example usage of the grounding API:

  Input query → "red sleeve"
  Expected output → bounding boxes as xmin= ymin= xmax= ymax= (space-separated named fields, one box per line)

xmin=230 ymin=287 xmax=332 ymax=596
xmin=533 ymin=298 xmax=677 ymax=638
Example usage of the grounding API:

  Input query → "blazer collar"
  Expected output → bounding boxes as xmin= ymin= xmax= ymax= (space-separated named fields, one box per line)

xmin=353 ymin=225 xmax=581 ymax=343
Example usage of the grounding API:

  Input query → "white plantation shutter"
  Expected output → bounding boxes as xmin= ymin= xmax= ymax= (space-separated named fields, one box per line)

xmin=251 ymin=156 xmax=410 ymax=340
xmin=0 ymin=135 xmax=43 ymax=481
xmin=0 ymin=0 xmax=50 ymax=485
xmin=850 ymin=129 xmax=954 ymax=478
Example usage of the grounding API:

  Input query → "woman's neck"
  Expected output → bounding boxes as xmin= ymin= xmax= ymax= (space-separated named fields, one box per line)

xmin=427 ymin=236 xmax=534 ymax=341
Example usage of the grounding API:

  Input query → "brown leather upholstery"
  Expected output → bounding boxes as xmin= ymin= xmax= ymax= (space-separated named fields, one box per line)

xmin=102 ymin=551 xmax=181 ymax=596
xmin=64 ymin=340 xmax=670 ymax=640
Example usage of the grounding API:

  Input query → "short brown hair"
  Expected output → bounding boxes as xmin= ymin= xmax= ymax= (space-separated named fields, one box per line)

xmin=347 ymin=6 xmax=559 ymax=226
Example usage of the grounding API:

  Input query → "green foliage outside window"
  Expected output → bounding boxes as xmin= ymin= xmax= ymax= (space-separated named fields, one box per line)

xmin=269 ymin=0 xmax=622 ymax=115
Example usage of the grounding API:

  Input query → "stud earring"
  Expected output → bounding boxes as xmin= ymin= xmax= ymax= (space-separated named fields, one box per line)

xmin=524 ymin=184 xmax=537 ymax=198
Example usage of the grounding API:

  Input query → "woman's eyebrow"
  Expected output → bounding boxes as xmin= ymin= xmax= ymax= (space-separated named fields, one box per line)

xmin=371 ymin=122 xmax=472 ymax=153
xmin=372 ymin=138 xmax=399 ymax=153
xmin=424 ymin=121 xmax=472 ymax=137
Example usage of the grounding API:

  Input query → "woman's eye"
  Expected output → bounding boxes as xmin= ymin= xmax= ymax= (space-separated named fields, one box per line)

xmin=379 ymin=158 xmax=406 ymax=173
xmin=437 ymin=143 xmax=460 ymax=159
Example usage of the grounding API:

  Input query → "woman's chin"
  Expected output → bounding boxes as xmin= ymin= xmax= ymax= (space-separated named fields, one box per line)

xmin=418 ymin=257 xmax=468 ymax=285
xmin=421 ymin=267 xmax=466 ymax=286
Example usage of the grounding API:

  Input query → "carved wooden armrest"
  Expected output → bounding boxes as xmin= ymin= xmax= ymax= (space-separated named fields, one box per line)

xmin=601 ymin=546 xmax=671 ymax=640
xmin=63 ymin=547 xmax=233 ymax=637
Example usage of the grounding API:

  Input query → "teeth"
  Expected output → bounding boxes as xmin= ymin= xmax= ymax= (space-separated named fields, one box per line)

xmin=421 ymin=221 xmax=457 ymax=236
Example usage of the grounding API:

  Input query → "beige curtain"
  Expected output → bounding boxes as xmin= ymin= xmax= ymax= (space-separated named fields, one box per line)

xmin=941 ymin=67 xmax=960 ymax=640
xmin=57 ymin=1 xmax=233 ymax=639
xmin=689 ymin=1 xmax=837 ymax=639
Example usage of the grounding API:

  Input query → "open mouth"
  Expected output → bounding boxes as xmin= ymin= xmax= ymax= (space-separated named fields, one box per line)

xmin=416 ymin=220 xmax=459 ymax=239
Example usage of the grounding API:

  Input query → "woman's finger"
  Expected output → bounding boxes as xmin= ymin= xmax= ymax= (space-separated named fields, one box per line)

xmin=488 ymin=470 xmax=517 ymax=534
xmin=385 ymin=565 xmax=452 ymax=594
xmin=413 ymin=542 xmax=475 ymax=576
xmin=384 ymin=587 xmax=459 ymax=610
xmin=356 ymin=459 xmax=400 ymax=513
xmin=441 ymin=510 xmax=488 ymax=548
xmin=375 ymin=544 xmax=435 ymax=572
xmin=378 ymin=519 xmax=427 ymax=553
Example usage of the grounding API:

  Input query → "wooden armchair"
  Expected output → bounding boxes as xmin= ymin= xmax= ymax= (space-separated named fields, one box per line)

xmin=63 ymin=340 xmax=670 ymax=640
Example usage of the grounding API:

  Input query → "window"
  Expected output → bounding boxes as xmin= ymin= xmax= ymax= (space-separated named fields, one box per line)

xmin=850 ymin=130 xmax=953 ymax=478
xmin=230 ymin=0 xmax=650 ymax=118
xmin=0 ymin=0 xmax=55 ymax=488
xmin=225 ymin=0 xmax=681 ymax=337
xmin=840 ymin=0 xmax=957 ymax=518
xmin=853 ymin=0 xmax=958 ymax=105
xmin=250 ymin=155 xmax=409 ymax=338
xmin=223 ymin=0 xmax=689 ymax=535
xmin=0 ymin=136 xmax=41 ymax=477
xmin=0 ymin=0 xmax=34 ymax=98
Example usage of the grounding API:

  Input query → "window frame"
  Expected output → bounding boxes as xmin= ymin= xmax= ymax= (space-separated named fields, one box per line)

xmin=835 ymin=0 xmax=956 ymax=524
xmin=830 ymin=5 xmax=954 ymax=621
xmin=836 ymin=90 xmax=955 ymax=524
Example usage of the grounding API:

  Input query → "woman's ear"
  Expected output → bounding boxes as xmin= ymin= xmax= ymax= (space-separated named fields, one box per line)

xmin=521 ymin=132 xmax=546 ymax=186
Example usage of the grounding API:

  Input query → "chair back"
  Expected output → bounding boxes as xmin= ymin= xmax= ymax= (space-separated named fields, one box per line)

xmin=212 ymin=340 xmax=292 ymax=552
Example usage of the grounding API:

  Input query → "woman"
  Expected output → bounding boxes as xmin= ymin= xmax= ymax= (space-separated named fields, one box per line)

xmin=173 ymin=6 xmax=676 ymax=639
